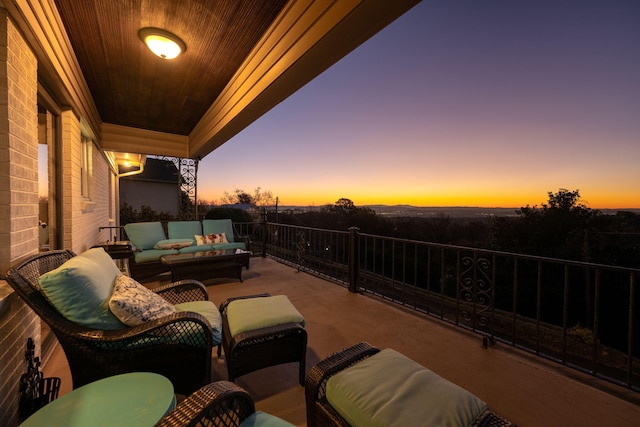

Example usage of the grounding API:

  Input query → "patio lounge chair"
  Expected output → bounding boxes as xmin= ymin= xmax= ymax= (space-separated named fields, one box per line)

xmin=6 ymin=249 xmax=221 ymax=395
xmin=156 ymin=380 xmax=295 ymax=427
xmin=305 ymin=342 xmax=515 ymax=427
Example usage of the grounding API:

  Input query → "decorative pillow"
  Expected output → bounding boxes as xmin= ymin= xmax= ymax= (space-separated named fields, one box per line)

xmin=109 ymin=275 xmax=176 ymax=326
xmin=154 ymin=239 xmax=193 ymax=250
xmin=39 ymin=247 xmax=124 ymax=329
xmin=195 ymin=232 xmax=228 ymax=245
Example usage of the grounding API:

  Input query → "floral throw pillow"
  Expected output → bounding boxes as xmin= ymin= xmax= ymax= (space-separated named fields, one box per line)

xmin=109 ymin=275 xmax=176 ymax=326
xmin=195 ymin=232 xmax=228 ymax=245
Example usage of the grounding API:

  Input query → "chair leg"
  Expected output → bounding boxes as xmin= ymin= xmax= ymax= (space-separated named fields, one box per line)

xmin=299 ymin=359 xmax=305 ymax=386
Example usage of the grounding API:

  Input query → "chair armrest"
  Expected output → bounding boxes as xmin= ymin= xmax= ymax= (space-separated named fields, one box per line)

xmin=219 ymin=293 xmax=271 ymax=314
xmin=154 ymin=279 xmax=209 ymax=304
xmin=155 ymin=381 xmax=255 ymax=427
xmin=231 ymin=223 xmax=252 ymax=247
xmin=77 ymin=311 xmax=213 ymax=349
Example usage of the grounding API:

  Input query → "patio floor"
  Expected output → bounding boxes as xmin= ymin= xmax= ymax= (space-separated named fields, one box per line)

xmin=44 ymin=256 xmax=640 ymax=426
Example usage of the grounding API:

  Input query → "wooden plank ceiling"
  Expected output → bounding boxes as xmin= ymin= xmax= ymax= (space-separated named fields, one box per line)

xmin=54 ymin=0 xmax=288 ymax=136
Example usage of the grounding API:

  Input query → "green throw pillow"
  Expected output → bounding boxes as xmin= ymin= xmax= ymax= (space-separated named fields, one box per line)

xmin=39 ymin=247 xmax=124 ymax=329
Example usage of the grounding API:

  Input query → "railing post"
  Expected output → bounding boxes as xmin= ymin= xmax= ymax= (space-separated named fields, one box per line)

xmin=348 ymin=227 xmax=360 ymax=293
xmin=261 ymin=208 xmax=268 ymax=258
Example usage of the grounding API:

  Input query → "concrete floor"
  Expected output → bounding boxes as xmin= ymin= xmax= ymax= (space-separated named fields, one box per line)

xmin=44 ymin=256 xmax=640 ymax=426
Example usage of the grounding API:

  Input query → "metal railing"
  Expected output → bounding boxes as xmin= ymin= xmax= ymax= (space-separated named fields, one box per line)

xmin=241 ymin=220 xmax=639 ymax=392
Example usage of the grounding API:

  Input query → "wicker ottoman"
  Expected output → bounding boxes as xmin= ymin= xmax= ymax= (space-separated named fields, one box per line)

xmin=218 ymin=294 xmax=307 ymax=385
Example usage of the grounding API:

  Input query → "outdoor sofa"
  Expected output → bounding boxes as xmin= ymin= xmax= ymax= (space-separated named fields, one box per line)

xmin=124 ymin=218 xmax=249 ymax=281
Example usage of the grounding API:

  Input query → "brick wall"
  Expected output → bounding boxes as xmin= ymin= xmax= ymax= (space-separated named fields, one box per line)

xmin=0 ymin=9 xmax=40 ymax=427
xmin=60 ymin=111 xmax=113 ymax=252
xmin=0 ymin=290 xmax=40 ymax=425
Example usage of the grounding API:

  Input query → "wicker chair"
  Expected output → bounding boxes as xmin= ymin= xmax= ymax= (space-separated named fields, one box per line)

xmin=218 ymin=294 xmax=307 ymax=385
xmin=6 ymin=249 xmax=215 ymax=395
xmin=156 ymin=381 xmax=294 ymax=427
xmin=305 ymin=342 xmax=516 ymax=427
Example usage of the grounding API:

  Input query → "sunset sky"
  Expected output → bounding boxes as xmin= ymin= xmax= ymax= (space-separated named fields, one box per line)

xmin=197 ymin=0 xmax=640 ymax=209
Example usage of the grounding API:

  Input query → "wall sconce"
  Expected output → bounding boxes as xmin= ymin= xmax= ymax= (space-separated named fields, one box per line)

xmin=138 ymin=27 xmax=186 ymax=59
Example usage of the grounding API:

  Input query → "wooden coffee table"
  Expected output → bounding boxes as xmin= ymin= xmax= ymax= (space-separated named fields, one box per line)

xmin=160 ymin=249 xmax=250 ymax=283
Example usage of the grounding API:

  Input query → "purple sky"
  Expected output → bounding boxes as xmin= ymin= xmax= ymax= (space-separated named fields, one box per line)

xmin=197 ymin=0 xmax=640 ymax=208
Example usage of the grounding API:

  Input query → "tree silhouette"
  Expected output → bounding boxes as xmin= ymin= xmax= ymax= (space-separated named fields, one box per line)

xmin=492 ymin=189 xmax=600 ymax=259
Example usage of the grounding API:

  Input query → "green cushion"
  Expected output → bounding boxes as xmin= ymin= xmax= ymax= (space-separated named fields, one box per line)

xmin=39 ymin=248 xmax=124 ymax=329
xmin=168 ymin=220 xmax=202 ymax=244
xmin=227 ymin=295 xmax=304 ymax=338
xmin=176 ymin=244 xmax=215 ymax=254
xmin=125 ymin=222 xmax=166 ymax=250
xmin=202 ymin=219 xmax=235 ymax=243
xmin=239 ymin=411 xmax=296 ymax=427
xmin=134 ymin=248 xmax=179 ymax=263
xmin=211 ymin=242 xmax=246 ymax=251
xmin=174 ymin=300 xmax=222 ymax=345
xmin=326 ymin=348 xmax=488 ymax=427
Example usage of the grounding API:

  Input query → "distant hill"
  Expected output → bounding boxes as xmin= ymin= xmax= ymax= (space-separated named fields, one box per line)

xmin=364 ymin=205 xmax=518 ymax=218
xmin=276 ymin=205 xmax=639 ymax=219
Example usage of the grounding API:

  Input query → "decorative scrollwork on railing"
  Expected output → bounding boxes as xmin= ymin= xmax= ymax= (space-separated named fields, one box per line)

xmin=296 ymin=230 xmax=309 ymax=272
xmin=160 ymin=156 xmax=200 ymax=220
xmin=459 ymin=255 xmax=493 ymax=329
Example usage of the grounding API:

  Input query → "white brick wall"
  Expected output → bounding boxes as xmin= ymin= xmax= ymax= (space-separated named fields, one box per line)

xmin=0 ymin=6 xmax=116 ymax=424
xmin=0 ymin=11 xmax=40 ymax=427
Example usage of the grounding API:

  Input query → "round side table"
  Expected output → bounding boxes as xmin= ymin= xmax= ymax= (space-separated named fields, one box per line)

xmin=20 ymin=372 xmax=175 ymax=426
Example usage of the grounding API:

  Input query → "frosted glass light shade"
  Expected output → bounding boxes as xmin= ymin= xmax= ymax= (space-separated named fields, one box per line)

xmin=139 ymin=28 xmax=186 ymax=59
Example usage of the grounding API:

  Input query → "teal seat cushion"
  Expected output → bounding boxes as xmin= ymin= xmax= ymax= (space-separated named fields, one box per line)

xmin=125 ymin=222 xmax=167 ymax=250
xmin=227 ymin=295 xmax=304 ymax=338
xmin=168 ymin=220 xmax=202 ymax=244
xmin=177 ymin=244 xmax=214 ymax=254
xmin=39 ymin=247 xmax=124 ymax=329
xmin=174 ymin=300 xmax=223 ymax=345
xmin=211 ymin=242 xmax=246 ymax=251
xmin=326 ymin=348 xmax=488 ymax=427
xmin=239 ymin=411 xmax=296 ymax=427
xmin=134 ymin=248 xmax=179 ymax=263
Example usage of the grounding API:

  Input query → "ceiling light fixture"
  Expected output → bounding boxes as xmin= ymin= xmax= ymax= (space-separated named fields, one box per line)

xmin=138 ymin=27 xmax=186 ymax=59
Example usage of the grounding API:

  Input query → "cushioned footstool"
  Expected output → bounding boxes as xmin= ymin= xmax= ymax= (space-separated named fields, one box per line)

xmin=218 ymin=294 xmax=307 ymax=385
xmin=305 ymin=342 xmax=515 ymax=427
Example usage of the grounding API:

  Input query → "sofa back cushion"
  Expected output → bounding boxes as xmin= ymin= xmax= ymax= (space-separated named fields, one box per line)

xmin=168 ymin=221 xmax=202 ymax=245
xmin=124 ymin=222 xmax=167 ymax=250
xmin=39 ymin=247 xmax=125 ymax=329
xmin=202 ymin=219 xmax=235 ymax=243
